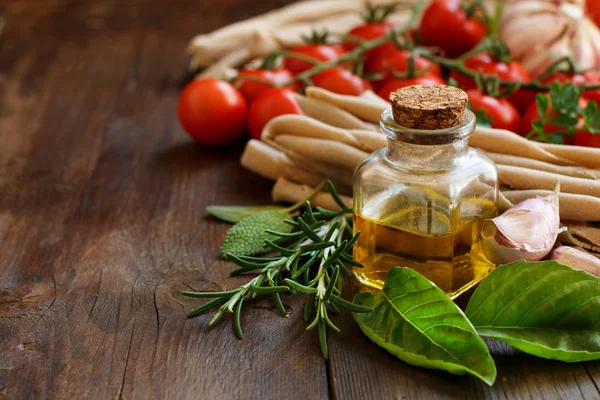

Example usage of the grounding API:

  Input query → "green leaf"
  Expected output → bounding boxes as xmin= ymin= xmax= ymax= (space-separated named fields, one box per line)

xmin=536 ymin=93 xmax=549 ymax=119
xmin=466 ymin=260 xmax=600 ymax=362
xmin=206 ymin=205 xmax=286 ymax=223
xmin=220 ymin=211 xmax=292 ymax=257
xmin=550 ymin=82 xmax=581 ymax=112
xmin=353 ymin=267 xmax=497 ymax=386
xmin=583 ymin=100 xmax=600 ymax=133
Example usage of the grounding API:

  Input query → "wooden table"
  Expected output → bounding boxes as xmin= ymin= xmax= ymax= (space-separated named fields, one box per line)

xmin=1 ymin=1 xmax=599 ymax=398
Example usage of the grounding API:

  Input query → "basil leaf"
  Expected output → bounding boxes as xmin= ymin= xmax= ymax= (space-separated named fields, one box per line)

xmin=207 ymin=205 xmax=286 ymax=223
xmin=220 ymin=210 xmax=292 ymax=257
xmin=466 ymin=260 xmax=600 ymax=362
xmin=353 ymin=267 xmax=497 ymax=386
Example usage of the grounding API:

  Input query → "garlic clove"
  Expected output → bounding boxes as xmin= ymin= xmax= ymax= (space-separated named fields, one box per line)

xmin=551 ymin=246 xmax=600 ymax=277
xmin=481 ymin=186 xmax=562 ymax=265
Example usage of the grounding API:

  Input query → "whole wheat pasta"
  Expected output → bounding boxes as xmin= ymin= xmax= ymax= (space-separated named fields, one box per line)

xmin=272 ymin=177 xmax=353 ymax=210
xmin=559 ymin=222 xmax=600 ymax=252
xmin=240 ymin=139 xmax=325 ymax=186
xmin=274 ymin=135 xmax=368 ymax=172
xmin=262 ymin=114 xmax=384 ymax=153
xmin=498 ymin=165 xmax=600 ymax=197
xmin=502 ymin=190 xmax=600 ymax=221
xmin=471 ymin=126 xmax=574 ymax=165
xmin=306 ymin=87 xmax=388 ymax=123
xmin=539 ymin=142 xmax=600 ymax=169
xmin=486 ymin=153 xmax=599 ymax=179
xmin=294 ymin=94 xmax=372 ymax=130
xmin=188 ymin=0 xmax=365 ymax=68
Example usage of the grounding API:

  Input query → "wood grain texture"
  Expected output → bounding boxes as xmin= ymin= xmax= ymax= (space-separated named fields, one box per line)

xmin=0 ymin=1 xmax=598 ymax=399
xmin=0 ymin=1 xmax=327 ymax=399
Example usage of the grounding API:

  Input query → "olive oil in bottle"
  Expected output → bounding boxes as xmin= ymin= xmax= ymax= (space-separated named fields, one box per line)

xmin=352 ymin=85 xmax=499 ymax=298
xmin=353 ymin=199 xmax=497 ymax=297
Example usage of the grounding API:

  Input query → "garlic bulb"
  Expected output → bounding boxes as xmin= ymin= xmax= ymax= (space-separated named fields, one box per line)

xmin=499 ymin=0 xmax=600 ymax=77
xmin=481 ymin=186 xmax=564 ymax=264
xmin=551 ymin=246 xmax=600 ymax=277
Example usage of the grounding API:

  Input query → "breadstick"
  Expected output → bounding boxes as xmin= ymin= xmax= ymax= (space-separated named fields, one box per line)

xmin=498 ymin=165 xmax=600 ymax=197
xmin=538 ymin=142 xmax=600 ymax=169
xmin=272 ymin=177 xmax=353 ymax=210
xmin=486 ymin=153 xmax=599 ymax=179
xmin=502 ymin=190 xmax=600 ymax=221
xmin=471 ymin=126 xmax=574 ymax=165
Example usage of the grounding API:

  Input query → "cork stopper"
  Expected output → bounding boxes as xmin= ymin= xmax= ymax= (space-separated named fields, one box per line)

xmin=390 ymin=84 xmax=468 ymax=130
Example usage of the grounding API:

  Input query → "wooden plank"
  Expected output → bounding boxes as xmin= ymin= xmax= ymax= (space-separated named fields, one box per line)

xmin=328 ymin=278 xmax=600 ymax=400
xmin=0 ymin=1 xmax=328 ymax=399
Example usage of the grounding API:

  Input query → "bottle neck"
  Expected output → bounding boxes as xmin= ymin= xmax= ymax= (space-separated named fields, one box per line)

xmin=384 ymin=137 xmax=469 ymax=173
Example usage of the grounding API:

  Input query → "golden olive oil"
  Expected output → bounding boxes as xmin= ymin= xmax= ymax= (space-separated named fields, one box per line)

xmin=353 ymin=201 xmax=496 ymax=298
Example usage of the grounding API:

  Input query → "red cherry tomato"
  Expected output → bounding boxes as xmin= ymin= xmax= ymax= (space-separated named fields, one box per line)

xmin=178 ymin=79 xmax=247 ymax=147
xmin=587 ymin=0 xmax=600 ymax=27
xmin=284 ymin=44 xmax=344 ymax=74
xmin=450 ymin=53 xmax=534 ymax=112
xmin=520 ymin=94 xmax=587 ymax=143
xmin=574 ymin=130 xmax=600 ymax=148
xmin=466 ymin=89 xmax=521 ymax=133
xmin=235 ymin=68 xmax=299 ymax=103
xmin=365 ymin=49 xmax=442 ymax=89
xmin=248 ymin=88 xmax=303 ymax=140
xmin=541 ymin=71 xmax=600 ymax=106
xmin=343 ymin=22 xmax=394 ymax=59
xmin=377 ymin=74 xmax=446 ymax=101
xmin=312 ymin=67 xmax=373 ymax=96
xmin=419 ymin=0 xmax=487 ymax=58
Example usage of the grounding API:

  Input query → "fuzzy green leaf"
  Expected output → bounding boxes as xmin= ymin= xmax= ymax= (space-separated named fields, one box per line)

xmin=206 ymin=205 xmax=286 ymax=223
xmin=220 ymin=211 xmax=292 ymax=257
xmin=353 ymin=267 xmax=496 ymax=386
xmin=466 ymin=260 xmax=600 ymax=363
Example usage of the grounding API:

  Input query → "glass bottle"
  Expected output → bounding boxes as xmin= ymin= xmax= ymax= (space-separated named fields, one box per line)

xmin=353 ymin=85 xmax=498 ymax=299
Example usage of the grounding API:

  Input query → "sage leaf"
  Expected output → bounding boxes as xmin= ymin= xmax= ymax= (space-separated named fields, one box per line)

xmin=207 ymin=205 xmax=286 ymax=224
xmin=220 ymin=210 xmax=292 ymax=257
xmin=353 ymin=267 xmax=497 ymax=386
xmin=466 ymin=260 xmax=600 ymax=362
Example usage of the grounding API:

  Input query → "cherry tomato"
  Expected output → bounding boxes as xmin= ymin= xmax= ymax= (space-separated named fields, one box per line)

xmin=377 ymin=74 xmax=446 ymax=101
xmin=343 ymin=21 xmax=394 ymax=59
xmin=541 ymin=71 xmax=600 ymax=106
xmin=450 ymin=53 xmax=535 ymax=112
xmin=574 ymin=130 xmax=600 ymax=148
xmin=284 ymin=44 xmax=345 ymax=74
xmin=419 ymin=0 xmax=487 ymax=58
xmin=248 ymin=88 xmax=303 ymax=140
xmin=365 ymin=49 xmax=441 ymax=89
xmin=587 ymin=0 xmax=600 ymax=27
xmin=520 ymin=94 xmax=587 ymax=143
xmin=178 ymin=79 xmax=247 ymax=147
xmin=235 ymin=68 xmax=299 ymax=103
xmin=312 ymin=67 xmax=373 ymax=96
xmin=466 ymin=89 xmax=521 ymax=133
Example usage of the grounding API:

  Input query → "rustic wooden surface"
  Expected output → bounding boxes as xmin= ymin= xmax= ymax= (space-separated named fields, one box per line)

xmin=0 ymin=1 xmax=599 ymax=399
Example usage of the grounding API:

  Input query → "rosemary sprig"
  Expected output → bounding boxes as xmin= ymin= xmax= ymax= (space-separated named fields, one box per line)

xmin=181 ymin=181 xmax=371 ymax=359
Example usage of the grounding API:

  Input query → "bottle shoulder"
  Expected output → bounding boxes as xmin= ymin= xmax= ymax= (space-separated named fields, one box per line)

xmin=354 ymin=147 xmax=498 ymax=180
